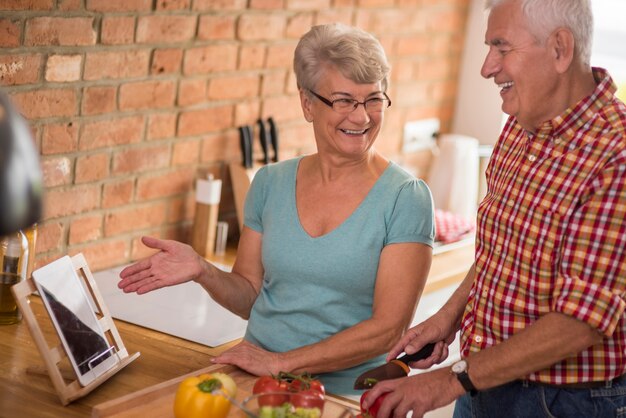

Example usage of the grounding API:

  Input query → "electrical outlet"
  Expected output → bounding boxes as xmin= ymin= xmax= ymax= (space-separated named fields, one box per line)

xmin=403 ymin=118 xmax=440 ymax=153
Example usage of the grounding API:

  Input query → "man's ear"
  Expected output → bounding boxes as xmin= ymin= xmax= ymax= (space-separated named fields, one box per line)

xmin=299 ymin=88 xmax=314 ymax=122
xmin=551 ymin=28 xmax=575 ymax=73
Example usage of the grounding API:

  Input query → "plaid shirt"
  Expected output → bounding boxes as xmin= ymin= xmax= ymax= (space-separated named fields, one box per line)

xmin=460 ymin=68 xmax=626 ymax=384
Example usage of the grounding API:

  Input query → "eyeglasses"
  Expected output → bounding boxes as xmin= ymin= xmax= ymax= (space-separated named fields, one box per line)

xmin=308 ymin=90 xmax=391 ymax=114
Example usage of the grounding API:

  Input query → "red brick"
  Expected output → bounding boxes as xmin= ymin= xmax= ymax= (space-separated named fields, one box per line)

xmin=44 ymin=185 xmax=100 ymax=219
xmin=0 ymin=0 xmax=53 ymax=10
xmin=178 ymin=105 xmax=234 ymax=136
xmin=69 ymin=215 xmax=103 ymax=245
xmin=207 ymin=75 xmax=260 ymax=100
xmin=11 ymin=88 xmax=77 ymax=119
xmin=172 ymin=139 xmax=200 ymax=165
xmin=103 ymin=179 xmax=134 ymax=209
xmin=198 ymin=15 xmax=235 ymax=40
xmin=286 ymin=13 xmax=313 ymax=39
xmin=357 ymin=0 xmax=393 ymax=6
xmin=0 ymin=54 xmax=42 ymax=86
xmin=315 ymin=9 xmax=353 ymax=25
xmin=41 ymin=156 xmax=72 ymax=187
xmin=166 ymin=195 xmax=193 ymax=224
xmin=200 ymin=130 xmax=239 ymax=163
xmin=58 ymin=0 xmax=82 ymax=10
xmin=82 ymin=86 xmax=117 ymax=115
xmin=237 ymin=15 xmax=286 ymax=41
xmin=261 ymin=94 xmax=301 ymax=121
xmin=87 ymin=0 xmax=152 ymax=12
xmin=396 ymin=34 xmax=431 ymax=56
xmin=266 ymin=42 xmax=296 ymax=69
xmin=84 ymin=50 xmax=150 ymax=80
xmin=36 ymin=221 xmax=64 ymax=254
xmin=151 ymin=48 xmax=183 ymax=75
xmin=178 ymin=78 xmax=207 ymax=106
xmin=0 ymin=18 xmax=20 ymax=48
xmin=112 ymin=145 xmax=171 ymax=175
xmin=234 ymin=101 xmax=261 ymax=127
xmin=45 ymin=54 xmax=82 ymax=82
xmin=148 ymin=112 xmax=177 ymax=140
xmin=42 ymin=121 xmax=79 ymax=155
xmin=104 ymin=202 xmax=167 ymax=237
xmin=136 ymin=168 xmax=195 ymax=200
xmin=25 ymin=17 xmax=96 ymax=46
xmin=101 ymin=16 xmax=135 ymax=45
xmin=183 ymin=44 xmax=237 ymax=75
xmin=71 ymin=239 xmax=129 ymax=272
xmin=119 ymin=80 xmax=176 ymax=110
xmin=238 ymin=44 xmax=265 ymax=70
xmin=287 ymin=0 xmax=330 ymax=9
xmin=249 ymin=0 xmax=282 ymax=9
xmin=156 ymin=0 xmax=190 ymax=9
xmin=192 ymin=0 xmax=246 ymax=10
xmin=80 ymin=116 xmax=144 ymax=150
xmin=261 ymin=70 xmax=287 ymax=96
xmin=76 ymin=152 xmax=110 ymax=183
xmin=136 ymin=15 xmax=197 ymax=43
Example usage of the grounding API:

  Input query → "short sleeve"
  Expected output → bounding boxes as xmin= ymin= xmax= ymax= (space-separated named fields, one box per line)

xmin=243 ymin=165 xmax=269 ymax=233
xmin=386 ymin=179 xmax=435 ymax=247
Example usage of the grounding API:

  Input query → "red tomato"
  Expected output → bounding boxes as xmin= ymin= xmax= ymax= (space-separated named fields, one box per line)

xmin=290 ymin=389 xmax=324 ymax=410
xmin=289 ymin=377 xmax=325 ymax=395
xmin=359 ymin=390 xmax=388 ymax=418
xmin=252 ymin=375 xmax=290 ymax=407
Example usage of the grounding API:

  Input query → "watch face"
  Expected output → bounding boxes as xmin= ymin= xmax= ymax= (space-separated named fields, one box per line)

xmin=452 ymin=360 xmax=468 ymax=374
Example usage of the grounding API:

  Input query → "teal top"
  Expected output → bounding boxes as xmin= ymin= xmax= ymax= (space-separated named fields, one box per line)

xmin=243 ymin=157 xmax=435 ymax=395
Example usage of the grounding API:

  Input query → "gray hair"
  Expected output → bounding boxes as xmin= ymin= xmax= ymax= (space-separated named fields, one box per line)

xmin=293 ymin=23 xmax=390 ymax=93
xmin=485 ymin=0 xmax=593 ymax=66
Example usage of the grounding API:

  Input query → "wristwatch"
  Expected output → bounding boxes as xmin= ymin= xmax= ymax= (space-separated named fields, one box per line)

xmin=451 ymin=360 xmax=478 ymax=395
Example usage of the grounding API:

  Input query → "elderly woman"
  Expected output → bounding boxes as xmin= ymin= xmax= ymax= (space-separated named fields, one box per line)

xmin=118 ymin=23 xmax=434 ymax=395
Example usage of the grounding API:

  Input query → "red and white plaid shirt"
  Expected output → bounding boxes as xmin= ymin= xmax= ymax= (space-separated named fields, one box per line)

xmin=460 ymin=68 xmax=626 ymax=384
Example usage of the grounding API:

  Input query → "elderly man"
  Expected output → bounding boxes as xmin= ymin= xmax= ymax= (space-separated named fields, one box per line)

xmin=362 ymin=0 xmax=626 ymax=417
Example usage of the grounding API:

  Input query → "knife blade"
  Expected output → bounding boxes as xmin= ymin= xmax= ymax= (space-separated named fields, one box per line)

xmin=267 ymin=117 xmax=279 ymax=162
xmin=239 ymin=125 xmax=253 ymax=169
xmin=353 ymin=343 xmax=436 ymax=390
xmin=257 ymin=119 xmax=270 ymax=164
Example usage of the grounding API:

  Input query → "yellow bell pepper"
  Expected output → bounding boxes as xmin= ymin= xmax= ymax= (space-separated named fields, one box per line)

xmin=173 ymin=372 xmax=238 ymax=418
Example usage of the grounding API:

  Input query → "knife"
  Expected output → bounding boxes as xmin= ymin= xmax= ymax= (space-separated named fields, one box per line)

xmin=267 ymin=117 xmax=279 ymax=162
xmin=257 ymin=119 xmax=270 ymax=164
xmin=238 ymin=125 xmax=253 ymax=169
xmin=353 ymin=343 xmax=436 ymax=390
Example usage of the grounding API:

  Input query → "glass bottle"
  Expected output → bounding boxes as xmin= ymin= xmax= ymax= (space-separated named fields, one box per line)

xmin=0 ymin=230 xmax=29 ymax=325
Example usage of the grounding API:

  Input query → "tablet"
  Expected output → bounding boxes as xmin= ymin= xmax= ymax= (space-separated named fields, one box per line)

xmin=32 ymin=256 xmax=119 ymax=386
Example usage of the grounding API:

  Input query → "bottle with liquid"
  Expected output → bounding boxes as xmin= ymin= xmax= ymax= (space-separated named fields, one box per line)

xmin=0 ymin=230 xmax=29 ymax=325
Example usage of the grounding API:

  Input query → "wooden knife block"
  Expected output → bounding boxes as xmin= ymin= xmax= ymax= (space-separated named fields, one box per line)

xmin=229 ymin=163 xmax=260 ymax=233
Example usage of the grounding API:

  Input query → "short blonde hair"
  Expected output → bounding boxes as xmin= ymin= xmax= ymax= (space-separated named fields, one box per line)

xmin=293 ymin=23 xmax=390 ymax=93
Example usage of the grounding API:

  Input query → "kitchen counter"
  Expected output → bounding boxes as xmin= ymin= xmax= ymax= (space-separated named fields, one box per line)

xmin=0 ymin=240 xmax=474 ymax=417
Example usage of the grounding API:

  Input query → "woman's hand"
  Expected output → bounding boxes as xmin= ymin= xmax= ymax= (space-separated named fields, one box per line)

xmin=211 ymin=340 xmax=286 ymax=376
xmin=118 ymin=236 xmax=208 ymax=295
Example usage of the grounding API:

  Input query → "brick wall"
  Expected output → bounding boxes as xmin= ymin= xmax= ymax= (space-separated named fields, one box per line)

xmin=0 ymin=0 xmax=469 ymax=271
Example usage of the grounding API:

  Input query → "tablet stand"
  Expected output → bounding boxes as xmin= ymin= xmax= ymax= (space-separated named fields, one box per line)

xmin=11 ymin=253 xmax=140 ymax=405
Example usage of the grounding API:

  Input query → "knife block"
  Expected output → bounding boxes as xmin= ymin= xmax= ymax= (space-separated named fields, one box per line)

xmin=229 ymin=163 xmax=260 ymax=233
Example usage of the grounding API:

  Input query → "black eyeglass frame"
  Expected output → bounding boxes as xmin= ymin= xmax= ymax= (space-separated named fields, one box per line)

xmin=308 ymin=90 xmax=392 ymax=113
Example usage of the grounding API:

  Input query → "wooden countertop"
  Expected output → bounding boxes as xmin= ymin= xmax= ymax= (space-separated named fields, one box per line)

xmin=0 ymin=240 xmax=474 ymax=417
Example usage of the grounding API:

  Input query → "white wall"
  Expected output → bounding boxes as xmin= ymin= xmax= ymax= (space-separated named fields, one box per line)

xmin=452 ymin=0 xmax=503 ymax=145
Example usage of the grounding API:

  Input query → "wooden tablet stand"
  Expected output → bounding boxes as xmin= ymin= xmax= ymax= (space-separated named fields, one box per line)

xmin=11 ymin=253 xmax=140 ymax=405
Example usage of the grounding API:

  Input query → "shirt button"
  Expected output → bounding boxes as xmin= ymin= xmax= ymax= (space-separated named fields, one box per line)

xmin=475 ymin=335 xmax=483 ymax=343
xmin=482 ymin=289 xmax=488 ymax=297
xmin=495 ymin=245 xmax=502 ymax=254
xmin=554 ymin=137 xmax=561 ymax=145
xmin=528 ymin=154 xmax=536 ymax=162
xmin=507 ymin=199 xmax=514 ymax=206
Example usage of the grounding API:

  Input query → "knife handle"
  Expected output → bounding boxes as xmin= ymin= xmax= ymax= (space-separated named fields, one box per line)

xmin=257 ymin=119 xmax=270 ymax=164
xmin=243 ymin=125 xmax=254 ymax=168
xmin=396 ymin=342 xmax=436 ymax=365
xmin=267 ymin=117 xmax=279 ymax=162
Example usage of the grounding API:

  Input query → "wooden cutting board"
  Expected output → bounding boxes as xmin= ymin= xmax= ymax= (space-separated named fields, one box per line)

xmin=91 ymin=364 xmax=358 ymax=417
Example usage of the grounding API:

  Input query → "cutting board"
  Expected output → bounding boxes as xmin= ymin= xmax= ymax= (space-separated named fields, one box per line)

xmin=91 ymin=364 xmax=358 ymax=418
